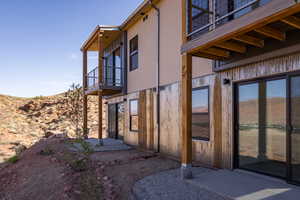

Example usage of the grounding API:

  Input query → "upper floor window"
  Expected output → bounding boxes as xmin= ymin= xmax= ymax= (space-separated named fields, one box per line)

xmin=104 ymin=47 xmax=122 ymax=86
xmin=192 ymin=87 xmax=210 ymax=141
xmin=188 ymin=0 xmax=210 ymax=34
xmin=129 ymin=35 xmax=138 ymax=71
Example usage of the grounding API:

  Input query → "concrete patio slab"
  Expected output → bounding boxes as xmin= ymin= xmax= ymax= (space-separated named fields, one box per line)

xmin=132 ymin=167 xmax=300 ymax=200
xmin=188 ymin=169 xmax=300 ymax=200
xmin=132 ymin=168 xmax=230 ymax=200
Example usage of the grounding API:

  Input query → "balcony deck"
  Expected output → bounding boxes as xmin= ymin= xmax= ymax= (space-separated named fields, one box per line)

xmin=182 ymin=0 xmax=300 ymax=64
xmin=85 ymin=66 xmax=123 ymax=96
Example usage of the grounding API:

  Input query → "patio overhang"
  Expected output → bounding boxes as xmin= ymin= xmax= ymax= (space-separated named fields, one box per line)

xmin=181 ymin=0 xmax=300 ymax=60
xmin=80 ymin=25 xmax=121 ymax=52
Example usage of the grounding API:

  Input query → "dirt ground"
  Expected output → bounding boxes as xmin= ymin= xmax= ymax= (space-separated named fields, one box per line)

xmin=0 ymin=136 xmax=180 ymax=200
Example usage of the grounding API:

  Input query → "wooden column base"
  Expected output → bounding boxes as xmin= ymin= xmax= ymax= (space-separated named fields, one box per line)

xmin=181 ymin=164 xmax=193 ymax=179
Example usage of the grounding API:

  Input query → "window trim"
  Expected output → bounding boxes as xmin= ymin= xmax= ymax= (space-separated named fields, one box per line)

xmin=129 ymin=99 xmax=139 ymax=132
xmin=192 ymin=85 xmax=210 ymax=141
xmin=129 ymin=35 xmax=139 ymax=71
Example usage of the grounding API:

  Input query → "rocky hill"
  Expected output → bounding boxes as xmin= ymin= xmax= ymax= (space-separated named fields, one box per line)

xmin=0 ymin=94 xmax=99 ymax=163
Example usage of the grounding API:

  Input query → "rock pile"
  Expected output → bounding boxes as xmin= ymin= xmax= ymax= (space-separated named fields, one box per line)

xmin=0 ymin=94 xmax=102 ymax=162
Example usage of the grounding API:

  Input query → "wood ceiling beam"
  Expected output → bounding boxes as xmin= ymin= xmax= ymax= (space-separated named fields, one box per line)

xmin=232 ymin=35 xmax=264 ymax=48
xmin=214 ymin=41 xmax=247 ymax=53
xmin=254 ymin=26 xmax=286 ymax=41
xmin=192 ymin=52 xmax=224 ymax=60
xmin=281 ymin=16 xmax=300 ymax=29
xmin=201 ymin=47 xmax=230 ymax=58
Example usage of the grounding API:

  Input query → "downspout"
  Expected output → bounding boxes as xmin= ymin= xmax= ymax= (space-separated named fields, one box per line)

xmin=149 ymin=0 xmax=160 ymax=153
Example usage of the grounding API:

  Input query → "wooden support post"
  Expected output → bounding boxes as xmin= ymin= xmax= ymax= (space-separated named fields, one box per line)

xmin=83 ymin=50 xmax=88 ymax=138
xmin=98 ymin=91 xmax=103 ymax=142
xmin=181 ymin=0 xmax=193 ymax=179
xmin=98 ymin=32 xmax=103 ymax=144
xmin=181 ymin=53 xmax=193 ymax=179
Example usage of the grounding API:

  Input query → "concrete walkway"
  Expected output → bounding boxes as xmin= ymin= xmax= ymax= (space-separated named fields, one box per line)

xmin=69 ymin=138 xmax=132 ymax=152
xmin=132 ymin=167 xmax=300 ymax=200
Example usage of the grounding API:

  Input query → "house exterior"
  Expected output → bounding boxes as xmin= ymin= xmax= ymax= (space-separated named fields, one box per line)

xmin=81 ymin=0 xmax=300 ymax=184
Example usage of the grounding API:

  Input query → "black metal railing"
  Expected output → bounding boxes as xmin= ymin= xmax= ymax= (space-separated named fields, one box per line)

xmin=103 ymin=65 xmax=123 ymax=87
xmin=87 ymin=67 xmax=98 ymax=89
xmin=188 ymin=0 xmax=272 ymax=38
xmin=86 ymin=66 xmax=123 ymax=90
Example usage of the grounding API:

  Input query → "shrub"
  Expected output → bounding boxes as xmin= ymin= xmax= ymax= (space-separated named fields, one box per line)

xmin=7 ymin=155 xmax=19 ymax=164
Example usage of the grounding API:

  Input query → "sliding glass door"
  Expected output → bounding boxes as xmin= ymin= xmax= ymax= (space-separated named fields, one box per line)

xmin=236 ymin=73 xmax=300 ymax=183
xmin=290 ymin=75 xmax=300 ymax=182
xmin=237 ymin=78 xmax=287 ymax=178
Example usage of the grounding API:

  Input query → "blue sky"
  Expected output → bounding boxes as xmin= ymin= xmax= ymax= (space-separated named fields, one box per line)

xmin=0 ymin=0 xmax=143 ymax=97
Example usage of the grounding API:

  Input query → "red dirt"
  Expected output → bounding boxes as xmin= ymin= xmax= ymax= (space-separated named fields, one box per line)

xmin=0 ymin=136 xmax=180 ymax=200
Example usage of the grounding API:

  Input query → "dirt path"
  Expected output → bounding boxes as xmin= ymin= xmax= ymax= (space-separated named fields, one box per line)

xmin=0 ymin=137 xmax=180 ymax=200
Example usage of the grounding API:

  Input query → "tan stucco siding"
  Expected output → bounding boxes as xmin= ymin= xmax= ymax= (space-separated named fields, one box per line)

xmin=127 ymin=8 xmax=157 ymax=93
xmin=127 ymin=0 xmax=212 ymax=93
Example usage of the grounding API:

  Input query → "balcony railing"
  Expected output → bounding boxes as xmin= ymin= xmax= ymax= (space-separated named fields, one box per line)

xmin=188 ymin=0 xmax=272 ymax=38
xmin=86 ymin=66 xmax=123 ymax=91
xmin=87 ymin=67 xmax=98 ymax=89
xmin=103 ymin=65 xmax=123 ymax=88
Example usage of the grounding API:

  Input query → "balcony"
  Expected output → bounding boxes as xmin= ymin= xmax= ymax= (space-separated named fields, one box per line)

xmin=85 ymin=66 xmax=123 ymax=96
xmin=187 ymin=0 xmax=272 ymax=39
xmin=182 ymin=0 xmax=300 ymax=69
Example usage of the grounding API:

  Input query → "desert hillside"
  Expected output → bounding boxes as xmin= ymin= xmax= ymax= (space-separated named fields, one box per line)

xmin=0 ymin=94 xmax=99 ymax=163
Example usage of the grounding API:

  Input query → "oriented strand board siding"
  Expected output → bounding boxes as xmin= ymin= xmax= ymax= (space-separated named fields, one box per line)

xmin=146 ymin=89 xmax=155 ymax=150
xmin=138 ymin=90 xmax=147 ymax=148
xmin=160 ymin=83 xmax=181 ymax=158
xmin=191 ymin=74 xmax=222 ymax=167
xmin=158 ymin=73 xmax=220 ymax=166
xmin=219 ymin=52 xmax=300 ymax=169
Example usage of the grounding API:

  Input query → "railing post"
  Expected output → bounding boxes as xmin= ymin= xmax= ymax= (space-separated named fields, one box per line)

xmin=212 ymin=0 xmax=216 ymax=30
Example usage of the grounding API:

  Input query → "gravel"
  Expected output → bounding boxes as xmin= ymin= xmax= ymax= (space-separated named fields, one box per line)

xmin=131 ymin=167 xmax=230 ymax=200
xmin=69 ymin=138 xmax=132 ymax=152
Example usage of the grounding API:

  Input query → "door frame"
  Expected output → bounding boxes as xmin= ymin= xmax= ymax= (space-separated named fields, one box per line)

xmin=108 ymin=103 xmax=118 ymax=139
xmin=108 ymin=102 xmax=125 ymax=140
xmin=233 ymin=70 xmax=300 ymax=185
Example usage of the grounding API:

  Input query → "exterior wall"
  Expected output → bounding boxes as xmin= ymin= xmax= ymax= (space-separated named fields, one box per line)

xmin=127 ymin=0 xmax=212 ymax=94
xmin=104 ymin=72 xmax=220 ymax=168
xmin=219 ymin=52 xmax=300 ymax=169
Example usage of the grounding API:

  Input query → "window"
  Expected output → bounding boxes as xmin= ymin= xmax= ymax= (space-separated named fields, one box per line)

xmin=104 ymin=48 xmax=122 ymax=87
xmin=129 ymin=35 xmax=138 ymax=71
xmin=188 ymin=0 xmax=210 ymax=34
xmin=192 ymin=87 xmax=209 ymax=140
xmin=129 ymin=99 xmax=139 ymax=132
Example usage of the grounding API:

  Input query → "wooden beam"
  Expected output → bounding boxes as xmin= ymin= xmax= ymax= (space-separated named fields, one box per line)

xmin=200 ymin=47 xmax=230 ymax=58
xmin=98 ymin=92 xmax=103 ymax=141
xmin=83 ymin=50 xmax=88 ymax=138
xmin=181 ymin=53 xmax=192 ymax=166
xmin=193 ymin=52 xmax=224 ymax=60
xmin=181 ymin=0 xmax=300 ymax=54
xmin=215 ymin=41 xmax=247 ymax=53
xmin=281 ymin=16 xmax=300 ymax=29
xmin=233 ymin=35 xmax=264 ymax=48
xmin=255 ymin=26 xmax=286 ymax=41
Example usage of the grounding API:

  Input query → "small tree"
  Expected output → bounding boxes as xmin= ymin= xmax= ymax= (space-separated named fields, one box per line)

xmin=65 ymin=83 xmax=85 ymax=138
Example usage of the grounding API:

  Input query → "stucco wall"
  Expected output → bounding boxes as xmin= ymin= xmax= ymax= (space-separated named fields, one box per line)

xmin=127 ymin=0 xmax=212 ymax=93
